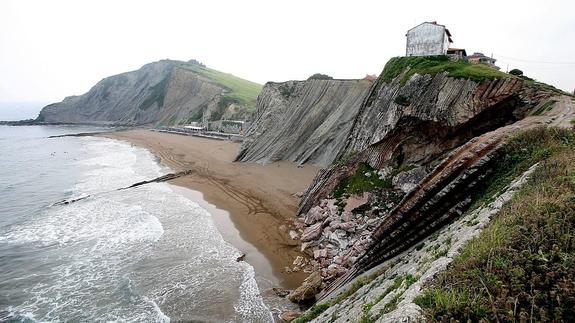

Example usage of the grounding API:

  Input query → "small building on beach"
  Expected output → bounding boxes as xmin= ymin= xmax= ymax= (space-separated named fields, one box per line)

xmin=207 ymin=120 xmax=251 ymax=134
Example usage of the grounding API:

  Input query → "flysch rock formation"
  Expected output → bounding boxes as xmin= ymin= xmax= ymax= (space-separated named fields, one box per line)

xmin=308 ymin=163 xmax=540 ymax=323
xmin=299 ymin=73 xmax=545 ymax=215
xmin=292 ymin=72 xmax=549 ymax=284
xmin=288 ymin=58 xmax=574 ymax=320
xmin=37 ymin=60 xmax=259 ymax=125
xmin=235 ymin=79 xmax=373 ymax=167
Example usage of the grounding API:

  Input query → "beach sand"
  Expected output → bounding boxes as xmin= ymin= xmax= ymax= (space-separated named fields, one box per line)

xmin=100 ymin=129 xmax=320 ymax=289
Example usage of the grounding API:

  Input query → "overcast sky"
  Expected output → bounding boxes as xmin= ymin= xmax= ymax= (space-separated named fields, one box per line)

xmin=1 ymin=0 xmax=574 ymax=105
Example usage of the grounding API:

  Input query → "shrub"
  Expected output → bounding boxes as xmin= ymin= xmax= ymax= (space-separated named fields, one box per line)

xmin=308 ymin=73 xmax=333 ymax=80
xmin=509 ymin=68 xmax=523 ymax=76
xmin=394 ymin=95 xmax=410 ymax=106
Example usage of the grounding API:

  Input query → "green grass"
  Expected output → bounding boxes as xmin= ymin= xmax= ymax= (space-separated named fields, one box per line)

xmin=293 ymin=271 xmax=384 ymax=323
xmin=292 ymin=303 xmax=330 ymax=323
xmin=469 ymin=127 xmax=575 ymax=211
xmin=184 ymin=104 xmax=208 ymax=123
xmin=332 ymin=162 xmax=391 ymax=199
xmin=414 ymin=127 xmax=575 ymax=322
xmin=380 ymin=56 xmax=511 ymax=85
xmin=356 ymin=274 xmax=419 ymax=322
xmin=531 ymin=99 xmax=557 ymax=116
xmin=179 ymin=63 xmax=262 ymax=110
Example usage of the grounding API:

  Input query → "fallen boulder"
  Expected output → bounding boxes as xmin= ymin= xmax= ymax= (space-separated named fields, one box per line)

xmin=343 ymin=192 xmax=371 ymax=213
xmin=288 ymin=272 xmax=323 ymax=303
xmin=301 ymin=222 xmax=323 ymax=242
xmin=392 ymin=166 xmax=426 ymax=193
xmin=280 ymin=310 xmax=301 ymax=322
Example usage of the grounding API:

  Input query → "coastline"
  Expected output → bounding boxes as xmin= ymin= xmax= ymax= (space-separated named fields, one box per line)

xmin=99 ymin=129 xmax=320 ymax=290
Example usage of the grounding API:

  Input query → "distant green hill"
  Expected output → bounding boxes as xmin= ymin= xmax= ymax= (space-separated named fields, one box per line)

xmin=37 ymin=59 xmax=263 ymax=125
xmin=180 ymin=62 xmax=262 ymax=110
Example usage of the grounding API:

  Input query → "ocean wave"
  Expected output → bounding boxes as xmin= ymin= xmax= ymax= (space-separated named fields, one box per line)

xmin=0 ymin=131 xmax=272 ymax=322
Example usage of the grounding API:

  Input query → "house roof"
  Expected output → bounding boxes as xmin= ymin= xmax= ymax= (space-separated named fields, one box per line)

xmin=447 ymin=48 xmax=467 ymax=56
xmin=467 ymin=52 xmax=492 ymax=59
xmin=467 ymin=52 xmax=497 ymax=63
xmin=407 ymin=21 xmax=452 ymax=42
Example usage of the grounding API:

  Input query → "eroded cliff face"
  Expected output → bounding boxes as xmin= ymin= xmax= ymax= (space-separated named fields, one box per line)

xmin=288 ymin=62 xmax=569 ymax=309
xmin=37 ymin=60 xmax=258 ymax=125
xmin=235 ymin=79 xmax=373 ymax=167
xmin=299 ymin=74 xmax=545 ymax=215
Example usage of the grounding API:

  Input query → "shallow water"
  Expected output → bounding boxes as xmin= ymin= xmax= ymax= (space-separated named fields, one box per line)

xmin=0 ymin=125 xmax=272 ymax=322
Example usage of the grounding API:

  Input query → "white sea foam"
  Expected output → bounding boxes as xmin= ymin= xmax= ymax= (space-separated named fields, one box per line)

xmin=0 ymin=134 xmax=272 ymax=322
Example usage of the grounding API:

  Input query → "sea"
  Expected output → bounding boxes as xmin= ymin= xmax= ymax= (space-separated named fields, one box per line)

xmin=0 ymin=125 xmax=274 ymax=322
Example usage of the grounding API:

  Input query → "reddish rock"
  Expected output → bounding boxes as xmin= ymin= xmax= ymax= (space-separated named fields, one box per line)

xmin=313 ymin=249 xmax=328 ymax=259
xmin=339 ymin=222 xmax=356 ymax=233
xmin=343 ymin=192 xmax=371 ymax=213
xmin=304 ymin=206 xmax=327 ymax=224
xmin=341 ymin=211 xmax=353 ymax=222
xmin=280 ymin=310 xmax=301 ymax=322
xmin=301 ymin=222 xmax=323 ymax=242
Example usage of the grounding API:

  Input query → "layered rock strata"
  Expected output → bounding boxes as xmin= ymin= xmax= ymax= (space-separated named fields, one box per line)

xmin=38 ymin=60 xmax=258 ymax=125
xmin=235 ymin=79 xmax=373 ymax=167
xmin=293 ymin=68 xmax=566 ymax=294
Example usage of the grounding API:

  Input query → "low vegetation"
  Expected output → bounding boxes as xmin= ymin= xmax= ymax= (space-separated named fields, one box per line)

xmin=509 ymin=68 xmax=523 ymax=76
xmin=332 ymin=162 xmax=391 ymax=199
xmin=415 ymin=127 xmax=575 ymax=322
xmin=293 ymin=271 xmax=383 ymax=323
xmin=139 ymin=75 xmax=170 ymax=110
xmin=308 ymin=73 xmax=333 ymax=80
xmin=179 ymin=63 xmax=262 ymax=110
xmin=279 ymin=83 xmax=296 ymax=98
xmin=531 ymin=99 xmax=557 ymax=116
xmin=380 ymin=55 xmax=510 ymax=85
xmin=393 ymin=94 xmax=410 ymax=106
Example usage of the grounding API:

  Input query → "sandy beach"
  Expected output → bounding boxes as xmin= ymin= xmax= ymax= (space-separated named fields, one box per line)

xmin=100 ymin=129 xmax=320 ymax=289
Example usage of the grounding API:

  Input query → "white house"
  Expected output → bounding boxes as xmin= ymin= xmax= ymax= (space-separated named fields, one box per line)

xmin=406 ymin=22 xmax=452 ymax=56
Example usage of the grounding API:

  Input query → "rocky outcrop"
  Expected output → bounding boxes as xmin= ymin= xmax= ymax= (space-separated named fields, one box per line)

xmin=306 ymin=163 xmax=541 ymax=323
xmin=299 ymin=73 xmax=546 ymax=214
xmin=235 ymin=79 xmax=373 ymax=167
xmin=290 ymin=58 xmax=571 ymax=305
xmin=37 ymin=60 xmax=260 ymax=125
xmin=288 ymin=272 xmax=323 ymax=303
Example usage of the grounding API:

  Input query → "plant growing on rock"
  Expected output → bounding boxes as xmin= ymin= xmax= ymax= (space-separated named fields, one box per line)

xmin=307 ymin=73 xmax=333 ymax=80
xmin=415 ymin=127 xmax=575 ymax=322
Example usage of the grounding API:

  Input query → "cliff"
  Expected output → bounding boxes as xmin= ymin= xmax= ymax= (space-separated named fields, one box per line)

xmin=286 ymin=56 xmax=574 ymax=322
xmin=235 ymin=79 xmax=373 ymax=167
xmin=37 ymin=60 xmax=262 ymax=125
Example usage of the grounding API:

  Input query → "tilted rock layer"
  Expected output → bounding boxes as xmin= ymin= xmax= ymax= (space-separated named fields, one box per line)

xmin=299 ymin=73 xmax=545 ymax=214
xmin=38 ymin=60 xmax=258 ymax=125
xmin=235 ymin=79 xmax=373 ymax=167
xmin=292 ymin=65 xmax=569 ymax=300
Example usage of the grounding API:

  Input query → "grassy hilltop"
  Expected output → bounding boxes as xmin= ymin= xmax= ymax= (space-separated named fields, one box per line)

xmin=180 ymin=62 xmax=262 ymax=110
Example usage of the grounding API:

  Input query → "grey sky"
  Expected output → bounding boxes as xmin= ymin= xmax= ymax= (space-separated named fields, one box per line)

xmin=1 ymin=0 xmax=574 ymax=104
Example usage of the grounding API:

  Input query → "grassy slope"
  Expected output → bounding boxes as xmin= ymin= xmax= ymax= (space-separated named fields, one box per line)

xmin=415 ymin=127 xmax=575 ymax=322
xmin=378 ymin=56 xmax=568 ymax=95
xmin=179 ymin=63 xmax=262 ymax=110
xmin=380 ymin=55 xmax=510 ymax=85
